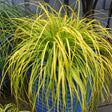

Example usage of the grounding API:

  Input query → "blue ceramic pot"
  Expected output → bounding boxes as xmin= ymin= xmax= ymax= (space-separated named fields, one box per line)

xmin=28 ymin=62 xmax=92 ymax=112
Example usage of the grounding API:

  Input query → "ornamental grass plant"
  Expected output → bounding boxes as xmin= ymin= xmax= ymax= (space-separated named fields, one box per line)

xmin=1 ymin=1 xmax=112 ymax=112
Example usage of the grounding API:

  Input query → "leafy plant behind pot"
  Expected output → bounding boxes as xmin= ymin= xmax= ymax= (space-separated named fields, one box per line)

xmin=0 ymin=1 xmax=32 ymax=93
xmin=1 ymin=1 xmax=112 ymax=112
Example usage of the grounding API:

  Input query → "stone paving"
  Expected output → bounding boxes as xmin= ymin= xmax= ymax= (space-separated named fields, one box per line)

xmin=98 ymin=105 xmax=112 ymax=112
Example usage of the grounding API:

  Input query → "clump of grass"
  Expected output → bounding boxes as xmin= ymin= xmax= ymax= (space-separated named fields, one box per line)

xmin=0 ymin=103 xmax=17 ymax=112
xmin=1 ymin=1 xmax=112 ymax=112
xmin=0 ymin=103 xmax=30 ymax=112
